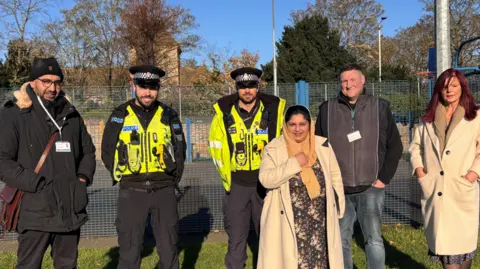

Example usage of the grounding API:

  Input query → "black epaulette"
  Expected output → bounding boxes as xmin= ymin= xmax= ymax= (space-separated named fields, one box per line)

xmin=260 ymin=107 xmax=269 ymax=130
xmin=159 ymin=103 xmax=178 ymax=125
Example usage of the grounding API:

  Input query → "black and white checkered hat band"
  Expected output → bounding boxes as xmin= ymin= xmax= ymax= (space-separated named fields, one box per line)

xmin=235 ymin=73 xmax=259 ymax=82
xmin=134 ymin=72 xmax=160 ymax=80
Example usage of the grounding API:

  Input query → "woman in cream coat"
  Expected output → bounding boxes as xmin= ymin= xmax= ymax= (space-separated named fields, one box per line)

xmin=409 ymin=68 xmax=480 ymax=269
xmin=257 ymin=105 xmax=345 ymax=269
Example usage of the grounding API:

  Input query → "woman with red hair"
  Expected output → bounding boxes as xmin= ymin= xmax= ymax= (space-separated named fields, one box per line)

xmin=409 ymin=68 xmax=480 ymax=269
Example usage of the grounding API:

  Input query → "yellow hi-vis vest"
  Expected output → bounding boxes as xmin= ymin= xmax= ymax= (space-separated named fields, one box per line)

xmin=113 ymin=105 xmax=173 ymax=181
xmin=208 ymin=98 xmax=286 ymax=191
xmin=228 ymin=103 xmax=268 ymax=171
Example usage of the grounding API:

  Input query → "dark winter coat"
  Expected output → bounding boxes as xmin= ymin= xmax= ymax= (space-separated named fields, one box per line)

xmin=0 ymin=83 xmax=96 ymax=233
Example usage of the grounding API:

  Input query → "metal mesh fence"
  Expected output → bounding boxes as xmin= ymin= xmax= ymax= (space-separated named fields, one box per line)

xmin=0 ymin=78 xmax=479 ymax=240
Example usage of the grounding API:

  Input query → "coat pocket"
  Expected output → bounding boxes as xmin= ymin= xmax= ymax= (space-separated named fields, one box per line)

xmin=418 ymin=173 xmax=429 ymax=183
xmin=72 ymin=180 xmax=88 ymax=213
xmin=418 ymin=173 xmax=435 ymax=199
xmin=454 ymin=175 xmax=476 ymax=188
xmin=24 ymin=182 xmax=57 ymax=217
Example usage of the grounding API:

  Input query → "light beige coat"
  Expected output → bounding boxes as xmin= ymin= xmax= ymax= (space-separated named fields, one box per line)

xmin=257 ymin=135 xmax=345 ymax=269
xmin=409 ymin=111 xmax=480 ymax=255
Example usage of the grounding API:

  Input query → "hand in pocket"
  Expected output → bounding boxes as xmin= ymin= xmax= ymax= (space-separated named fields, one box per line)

xmin=73 ymin=180 xmax=88 ymax=213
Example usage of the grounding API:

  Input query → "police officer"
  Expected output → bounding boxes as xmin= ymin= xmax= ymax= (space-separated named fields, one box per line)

xmin=101 ymin=65 xmax=186 ymax=269
xmin=208 ymin=67 xmax=286 ymax=269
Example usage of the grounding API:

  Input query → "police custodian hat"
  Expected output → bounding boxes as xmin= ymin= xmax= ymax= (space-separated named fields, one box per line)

xmin=129 ymin=65 xmax=166 ymax=88
xmin=230 ymin=67 xmax=262 ymax=83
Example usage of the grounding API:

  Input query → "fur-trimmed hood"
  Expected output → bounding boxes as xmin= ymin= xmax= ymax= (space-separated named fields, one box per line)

xmin=13 ymin=82 xmax=70 ymax=109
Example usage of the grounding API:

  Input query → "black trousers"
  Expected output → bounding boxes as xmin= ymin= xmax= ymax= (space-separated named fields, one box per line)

xmin=116 ymin=186 xmax=179 ymax=269
xmin=224 ymin=182 xmax=264 ymax=269
xmin=16 ymin=229 xmax=80 ymax=269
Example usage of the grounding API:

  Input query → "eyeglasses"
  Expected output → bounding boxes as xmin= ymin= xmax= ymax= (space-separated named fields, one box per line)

xmin=38 ymin=79 xmax=63 ymax=88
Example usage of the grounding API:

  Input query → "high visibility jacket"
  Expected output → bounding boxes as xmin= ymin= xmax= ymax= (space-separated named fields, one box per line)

xmin=113 ymin=105 xmax=173 ymax=180
xmin=208 ymin=93 xmax=286 ymax=191
xmin=102 ymin=100 xmax=186 ymax=187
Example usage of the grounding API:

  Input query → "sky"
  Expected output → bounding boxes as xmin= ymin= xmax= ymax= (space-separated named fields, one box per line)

xmin=2 ymin=0 xmax=427 ymax=66
xmin=165 ymin=0 xmax=426 ymax=66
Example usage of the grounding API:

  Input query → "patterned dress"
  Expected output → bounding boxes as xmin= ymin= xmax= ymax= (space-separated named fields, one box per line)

xmin=289 ymin=159 xmax=329 ymax=269
xmin=429 ymin=249 xmax=477 ymax=264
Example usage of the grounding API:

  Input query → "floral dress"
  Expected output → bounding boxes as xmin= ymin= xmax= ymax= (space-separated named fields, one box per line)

xmin=289 ymin=159 xmax=329 ymax=269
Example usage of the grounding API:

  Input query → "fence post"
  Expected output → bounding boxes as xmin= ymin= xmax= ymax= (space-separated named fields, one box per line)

xmin=305 ymin=81 xmax=310 ymax=109
xmin=408 ymin=110 xmax=413 ymax=143
xmin=295 ymin=80 xmax=309 ymax=107
xmin=324 ymin=84 xmax=328 ymax=101
xmin=185 ymin=118 xmax=192 ymax=164
xmin=428 ymin=80 xmax=434 ymax=99
xmin=179 ymin=87 xmax=182 ymax=121
xmin=295 ymin=81 xmax=301 ymax=105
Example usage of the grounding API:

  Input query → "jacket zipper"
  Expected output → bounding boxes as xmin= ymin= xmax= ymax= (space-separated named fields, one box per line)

xmin=144 ymin=132 xmax=148 ymax=173
xmin=349 ymin=104 xmax=356 ymax=187
xmin=250 ymin=133 xmax=255 ymax=170
xmin=147 ymin=132 xmax=151 ymax=163
xmin=247 ymin=130 xmax=251 ymax=170
xmin=144 ymin=119 xmax=149 ymax=174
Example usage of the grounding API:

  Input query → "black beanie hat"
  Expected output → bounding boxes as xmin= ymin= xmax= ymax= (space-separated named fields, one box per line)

xmin=29 ymin=57 xmax=64 ymax=82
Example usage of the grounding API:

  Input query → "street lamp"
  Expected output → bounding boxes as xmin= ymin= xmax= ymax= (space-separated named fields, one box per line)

xmin=272 ymin=0 xmax=278 ymax=96
xmin=378 ymin=16 xmax=387 ymax=82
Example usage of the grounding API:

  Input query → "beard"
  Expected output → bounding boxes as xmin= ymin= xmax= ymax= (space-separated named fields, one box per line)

xmin=42 ymin=93 xmax=67 ymax=117
xmin=238 ymin=92 xmax=257 ymax=105
xmin=135 ymin=92 xmax=156 ymax=109
xmin=239 ymin=97 xmax=256 ymax=105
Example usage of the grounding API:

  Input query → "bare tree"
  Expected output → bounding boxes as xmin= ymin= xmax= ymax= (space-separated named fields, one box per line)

xmin=181 ymin=45 xmax=260 ymax=88
xmin=42 ymin=0 xmax=130 ymax=88
xmin=419 ymin=0 xmax=479 ymax=66
xmin=71 ymin=0 xmax=129 ymax=86
xmin=293 ymin=0 xmax=384 ymax=64
xmin=393 ymin=18 xmax=434 ymax=75
xmin=43 ymin=6 xmax=97 ymax=87
xmin=0 ymin=0 xmax=51 ymax=41
xmin=119 ymin=0 xmax=200 ymax=84
xmin=383 ymin=0 xmax=479 ymax=75
xmin=0 ymin=0 xmax=52 ymax=85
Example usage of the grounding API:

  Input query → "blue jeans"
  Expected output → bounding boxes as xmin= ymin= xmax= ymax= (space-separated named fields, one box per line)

xmin=340 ymin=186 xmax=385 ymax=269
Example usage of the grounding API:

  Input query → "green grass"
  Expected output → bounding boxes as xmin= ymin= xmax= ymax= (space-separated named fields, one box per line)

xmin=1 ymin=225 xmax=479 ymax=268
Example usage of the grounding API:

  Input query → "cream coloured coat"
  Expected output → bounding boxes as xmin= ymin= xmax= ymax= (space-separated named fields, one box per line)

xmin=257 ymin=135 xmax=345 ymax=269
xmin=409 ymin=111 xmax=480 ymax=255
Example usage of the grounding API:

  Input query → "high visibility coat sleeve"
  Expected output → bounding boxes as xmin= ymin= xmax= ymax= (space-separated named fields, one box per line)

xmin=208 ymin=111 xmax=233 ymax=191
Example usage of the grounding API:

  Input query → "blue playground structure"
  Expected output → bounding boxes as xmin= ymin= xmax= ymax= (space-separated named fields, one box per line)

xmin=453 ymin=35 xmax=480 ymax=77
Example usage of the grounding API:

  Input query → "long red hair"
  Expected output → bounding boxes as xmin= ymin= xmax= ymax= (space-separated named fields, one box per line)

xmin=421 ymin=68 xmax=478 ymax=123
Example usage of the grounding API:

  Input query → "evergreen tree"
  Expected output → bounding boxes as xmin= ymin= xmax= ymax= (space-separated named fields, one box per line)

xmin=262 ymin=14 xmax=355 ymax=83
xmin=0 ymin=59 xmax=10 ymax=88
xmin=4 ymin=39 xmax=32 ymax=86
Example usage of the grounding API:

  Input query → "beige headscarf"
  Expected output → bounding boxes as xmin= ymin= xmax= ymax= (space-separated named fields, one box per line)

xmin=282 ymin=117 xmax=320 ymax=199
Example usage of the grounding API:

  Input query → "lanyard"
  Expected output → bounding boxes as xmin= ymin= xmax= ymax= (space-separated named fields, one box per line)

xmin=350 ymin=109 xmax=355 ymax=130
xmin=37 ymin=96 xmax=63 ymax=140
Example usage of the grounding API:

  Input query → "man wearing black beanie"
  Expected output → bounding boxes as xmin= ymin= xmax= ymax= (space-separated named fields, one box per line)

xmin=0 ymin=57 xmax=96 ymax=268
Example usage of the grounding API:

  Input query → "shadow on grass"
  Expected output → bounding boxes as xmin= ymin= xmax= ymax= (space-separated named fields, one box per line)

xmin=352 ymin=223 xmax=427 ymax=269
xmin=103 ymin=243 xmax=155 ymax=269
xmin=104 ymin=185 xmax=213 ymax=269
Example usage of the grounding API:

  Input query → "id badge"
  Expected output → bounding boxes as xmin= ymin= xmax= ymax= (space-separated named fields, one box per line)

xmin=55 ymin=141 xmax=71 ymax=152
xmin=347 ymin=131 xmax=362 ymax=143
